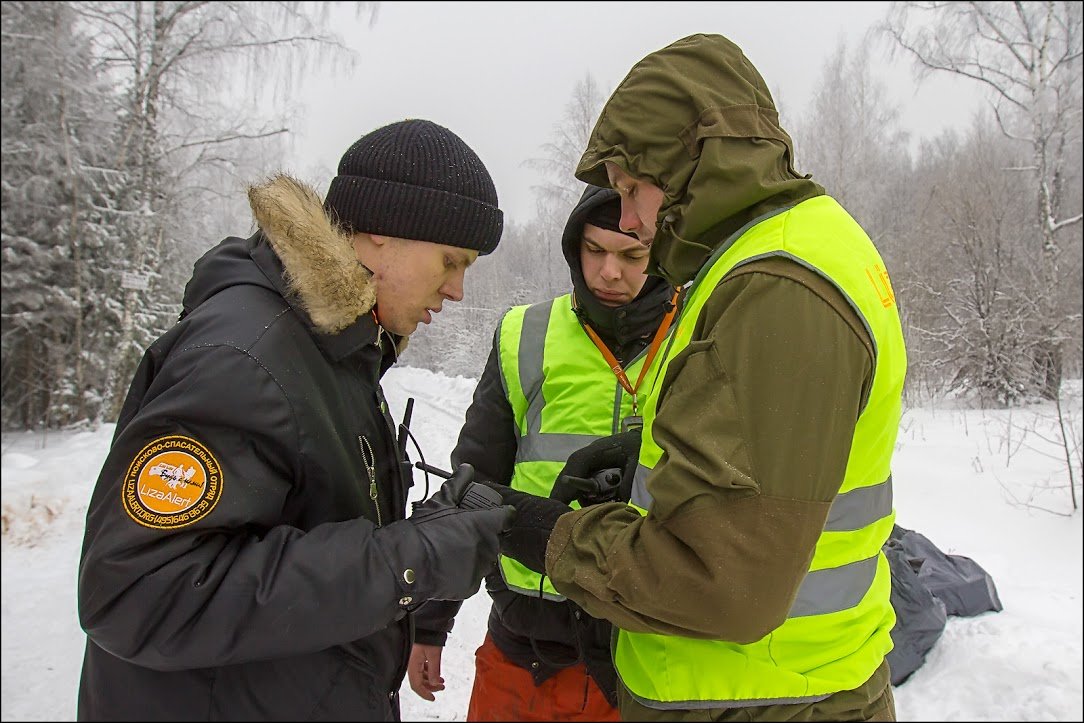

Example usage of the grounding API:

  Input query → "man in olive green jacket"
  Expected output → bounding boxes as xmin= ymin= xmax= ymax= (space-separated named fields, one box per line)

xmin=493 ymin=33 xmax=904 ymax=722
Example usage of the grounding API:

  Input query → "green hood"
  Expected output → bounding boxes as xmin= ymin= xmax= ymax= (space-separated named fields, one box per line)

xmin=576 ymin=33 xmax=824 ymax=286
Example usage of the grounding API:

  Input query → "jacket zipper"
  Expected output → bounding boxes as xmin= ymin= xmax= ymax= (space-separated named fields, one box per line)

xmin=374 ymin=385 xmax=407 ymax=519
xmin=358 ymin=434 xmax=381 ymax=527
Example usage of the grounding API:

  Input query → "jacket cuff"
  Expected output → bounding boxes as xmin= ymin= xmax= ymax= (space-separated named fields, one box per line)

xmin=412 ymin=628 xmax=449 ymax=647
xmin=544 ymin=506 xmax=587 ymax=580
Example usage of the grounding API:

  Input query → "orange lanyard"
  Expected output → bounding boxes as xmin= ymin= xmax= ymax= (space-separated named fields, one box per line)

xmin=578 ymin=289 xmax=680 ymax=415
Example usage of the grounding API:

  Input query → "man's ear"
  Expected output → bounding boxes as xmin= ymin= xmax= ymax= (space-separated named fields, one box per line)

xmin=353 ymin=232 xmax=382 ymax=269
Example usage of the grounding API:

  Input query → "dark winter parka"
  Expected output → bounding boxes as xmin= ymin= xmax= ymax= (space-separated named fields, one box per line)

xmin=77 ymin=175 xmax=424 ymax=721
xmin=413 ymin=186 xmax=677 ymax=705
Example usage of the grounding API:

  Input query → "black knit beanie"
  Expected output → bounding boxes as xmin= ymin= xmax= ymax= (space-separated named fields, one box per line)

xmin=323 ymin=119 xmax=503 ymax=254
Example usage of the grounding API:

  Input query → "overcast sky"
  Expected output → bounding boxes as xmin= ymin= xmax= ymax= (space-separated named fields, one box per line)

xmin=278 ymin=1 xmax=987 ymax=224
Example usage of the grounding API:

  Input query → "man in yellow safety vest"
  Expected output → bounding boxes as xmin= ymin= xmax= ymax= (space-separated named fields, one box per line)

xmin=493 ymin=33 xmax=906 ymax=722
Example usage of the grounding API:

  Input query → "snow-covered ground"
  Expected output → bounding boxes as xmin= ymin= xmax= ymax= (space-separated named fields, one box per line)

xmin=3 ymin=367 xmax=1082 ymax=721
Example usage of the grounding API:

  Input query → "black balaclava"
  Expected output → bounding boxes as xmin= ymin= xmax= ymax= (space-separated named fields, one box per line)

xmin=561 ymin=186 xmax=676 ymax=352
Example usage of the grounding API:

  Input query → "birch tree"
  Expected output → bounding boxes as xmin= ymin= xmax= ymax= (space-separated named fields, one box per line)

xmin=525 ymin=73 xmax=608 ymax=241
xmin=792 ymin=37 xmax=913 ymax=264
xmin=401 ymin=75 xmax=608 ymax=378
xmin=883 ymin=0 xmax=1084 ymax=399
xmin=909 ymin=122 xmax=1041 ymax=403
xmin=2 ymin=2 xmax=374 ymax=429
xmin=70 ymin=1 xmax=371 ymax=414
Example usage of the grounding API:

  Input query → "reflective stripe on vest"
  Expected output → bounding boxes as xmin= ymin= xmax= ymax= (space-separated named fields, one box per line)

xmin=496 ymin=295 xmax=669 ymax=600
xmin=618 ymin=196 xmax=907 ymax=708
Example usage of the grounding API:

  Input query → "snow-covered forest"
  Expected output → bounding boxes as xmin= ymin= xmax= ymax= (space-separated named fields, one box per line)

xmin=2 ymin=2 xmax=1083 ymax=721
xmin=2 ymin=2 xmax=1081 ymax=432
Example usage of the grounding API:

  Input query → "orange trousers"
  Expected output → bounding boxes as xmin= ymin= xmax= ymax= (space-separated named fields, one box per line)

xmin=466 ymin=633 xmax=620 ymax=722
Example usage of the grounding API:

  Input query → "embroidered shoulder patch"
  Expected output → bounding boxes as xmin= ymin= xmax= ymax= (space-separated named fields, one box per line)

xmin=122 ymin=435 xmax=223 ymax=529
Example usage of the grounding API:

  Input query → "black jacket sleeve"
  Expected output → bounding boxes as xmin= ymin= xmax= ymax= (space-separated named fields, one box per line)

xmin=449 ymin=339 xmax=518 ymax=483
xmin=78 ymin=344 xmax=419 ymax=671
xmin=412 ymin=335 xmax=520 ymax=644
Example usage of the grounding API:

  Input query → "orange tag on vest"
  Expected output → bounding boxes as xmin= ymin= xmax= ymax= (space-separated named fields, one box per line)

xmin=122 ymin=435 xmax=223 ymax=529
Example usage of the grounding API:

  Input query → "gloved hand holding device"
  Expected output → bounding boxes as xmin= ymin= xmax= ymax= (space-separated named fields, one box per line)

xmin=549 ymin=429 xmax=641 ymax=506
xmin=378 ymin=463 xmax=515 ymax=608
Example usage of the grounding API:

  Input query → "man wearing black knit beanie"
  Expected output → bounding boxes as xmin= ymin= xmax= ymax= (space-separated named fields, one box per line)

xmin=76 ymin=118 xmax=515 ymax=722
xmin=322 ymin=118 xmax=504 ymax=336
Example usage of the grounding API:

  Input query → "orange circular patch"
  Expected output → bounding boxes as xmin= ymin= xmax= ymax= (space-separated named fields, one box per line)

xmin=122 ymin=435 xmax=223 ymax=529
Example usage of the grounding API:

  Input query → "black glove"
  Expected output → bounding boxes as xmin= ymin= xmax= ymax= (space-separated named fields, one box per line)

xmin=476 ymin=481 xmax=570 ymax=575
xmin=549 ymin=467 xmax=625 ymax=507
xmin=379 ymin=464 xmax=516 ymax=607
xmin=550 ymin=430 xmax=641 ymax=505
xmin=412 ymin=463 xmax=477 ymax=516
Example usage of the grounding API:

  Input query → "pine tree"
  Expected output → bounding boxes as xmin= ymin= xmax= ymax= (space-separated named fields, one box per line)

xmin=1 ymin=1 xmax=125 ymax=428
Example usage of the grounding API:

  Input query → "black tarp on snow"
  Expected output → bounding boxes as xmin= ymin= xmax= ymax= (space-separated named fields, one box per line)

xmin=884 ymin=523 xmax=1004 ymax=685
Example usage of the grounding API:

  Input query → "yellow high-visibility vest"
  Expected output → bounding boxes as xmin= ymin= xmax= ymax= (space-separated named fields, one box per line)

xmin=497 ymin=294 xmax=669 ymax=599
xmin=620 ymin=195 xmax=906 ymax=708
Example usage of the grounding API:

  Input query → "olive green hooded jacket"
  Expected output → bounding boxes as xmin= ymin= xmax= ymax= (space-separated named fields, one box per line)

xmin=543 ymin=33 xmax=894 ymax=720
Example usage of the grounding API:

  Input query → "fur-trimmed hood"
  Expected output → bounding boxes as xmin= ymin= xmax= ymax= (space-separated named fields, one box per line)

xmin=245 ymin=174 xmax=376 ymax=335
